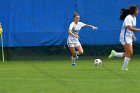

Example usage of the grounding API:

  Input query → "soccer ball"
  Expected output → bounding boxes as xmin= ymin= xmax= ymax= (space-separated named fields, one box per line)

xmin=94 ymin=59 xmax=102 ymax=66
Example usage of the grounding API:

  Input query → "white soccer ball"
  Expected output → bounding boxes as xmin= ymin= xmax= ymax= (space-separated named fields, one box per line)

xmin=94 ymin=59 xmax=102 ymax=66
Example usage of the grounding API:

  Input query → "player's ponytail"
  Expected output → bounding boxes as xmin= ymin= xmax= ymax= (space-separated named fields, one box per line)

xmin=120 ymin=8 xmax=130 ymax=21
xmin=120 ymin=4 xmax=138 ymax=21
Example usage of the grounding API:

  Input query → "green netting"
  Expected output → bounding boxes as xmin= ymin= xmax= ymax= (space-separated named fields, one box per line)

xmin=0 ymin=44 xmax=139 ymax=61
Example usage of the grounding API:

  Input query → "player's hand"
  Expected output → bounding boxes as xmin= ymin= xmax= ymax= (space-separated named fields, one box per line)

xmin=92 ymin=26 xmax=98 ymax=30
xmin=75 ymin=35 xmax=80 ymax=38
xmin=133 ymin=36 xmax=137 ymax=42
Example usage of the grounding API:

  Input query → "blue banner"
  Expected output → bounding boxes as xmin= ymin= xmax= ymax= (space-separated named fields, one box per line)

xmin=0 ymin=0 xmax=139 ymax=47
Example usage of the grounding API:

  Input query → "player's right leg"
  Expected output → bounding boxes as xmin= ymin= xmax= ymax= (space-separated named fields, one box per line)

xmin=68 ymin=43 xmax=77 ymax=66
xmin=69 ymin=47 xmax=76 ymax=66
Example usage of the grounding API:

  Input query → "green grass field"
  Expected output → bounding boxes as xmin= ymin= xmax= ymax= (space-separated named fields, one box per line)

xmin=0 ymin=56 xmax=140 ymax=93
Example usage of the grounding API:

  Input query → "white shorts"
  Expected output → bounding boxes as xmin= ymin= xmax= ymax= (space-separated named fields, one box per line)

xmin=67 ymin=42 xmax=81 ymax=47
xmin=120 ymin=35 xmax=132 ymax=45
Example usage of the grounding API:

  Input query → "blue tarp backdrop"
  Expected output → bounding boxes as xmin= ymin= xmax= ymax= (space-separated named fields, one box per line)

xmin=0 ymin=0 xmax=140 ymax=47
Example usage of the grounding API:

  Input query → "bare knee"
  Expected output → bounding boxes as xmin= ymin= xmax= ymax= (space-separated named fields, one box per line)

xmin=123 ymin=44 xmax=133 ymax=58
xmin=79 ymin=50 xmax=84 ymax=55
xmin=76 ymin=46 xmax=84 ymax=55
xmin=125 ymin=52 xmax=133 ymax=58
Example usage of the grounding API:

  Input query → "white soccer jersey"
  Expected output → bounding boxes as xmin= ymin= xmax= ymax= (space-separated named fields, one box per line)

xmin=67 ymin=22 xmax=86 ymax=44
xmin=120 ymin=15 xmax=136 ymax=45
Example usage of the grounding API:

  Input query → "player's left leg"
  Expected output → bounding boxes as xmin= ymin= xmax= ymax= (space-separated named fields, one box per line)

xmin=122 ymin=43 xmax=133 ymax=70
xmin=108 ymin=35 xmax=126 ymax=59
xmin=75 ymin=42 xmax=83 ymax=59
xmin=75 ymin=48 xmax=79 ymax=59
xmin=108 ymin=50 xmax=125 ymax=59
xmin=76 ymin=45 xmax=84 ymax=55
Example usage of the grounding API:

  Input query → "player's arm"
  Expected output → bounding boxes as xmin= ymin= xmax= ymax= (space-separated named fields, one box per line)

xmin=86 ymin=24 xmax=98 ymax=30
xmin=68 ymin=29 xmax=79 ymax=38
xmin=125 ymin=16 xmax=140 ymax=32
xmin=82 ymin=24 xmax=98 ymax=30
xmin=127 ymin=25 xmax=140 ymax=32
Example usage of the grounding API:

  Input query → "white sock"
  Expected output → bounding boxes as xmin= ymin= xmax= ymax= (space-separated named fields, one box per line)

xmin=72 ymin=57 xmax=76 ymax=64
xmin=76 ymin=51 xmax=79 ymax=55
xmin=122 ymin=57 xmax=131 ymax=69
xmin=114 ymin=52 xmax=124 ymax=58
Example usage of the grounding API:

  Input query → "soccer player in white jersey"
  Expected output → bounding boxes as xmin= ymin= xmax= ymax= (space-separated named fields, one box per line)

xmin=67 ymin=12 xmax=98 ymax=66
xmin=108 ymin=5 xmax=140 ymax=70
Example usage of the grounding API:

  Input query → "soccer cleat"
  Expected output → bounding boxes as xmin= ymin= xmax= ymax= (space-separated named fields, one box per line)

xmin=72 ymin=63 xmax=76 ymax=67
xmin=108 ymin=50 xmax=116 ymax=59
xmin=121 ymin=68 xmax=128 ymax=71
xmin=76 ymin=55 xmax=79 ymax=60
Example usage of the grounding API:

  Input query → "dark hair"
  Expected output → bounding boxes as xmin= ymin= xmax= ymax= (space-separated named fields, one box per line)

xmin=73 ymin=12 xmax=79 ymax=18
xmin=120 ymin=4 xmax=139 ymax=21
